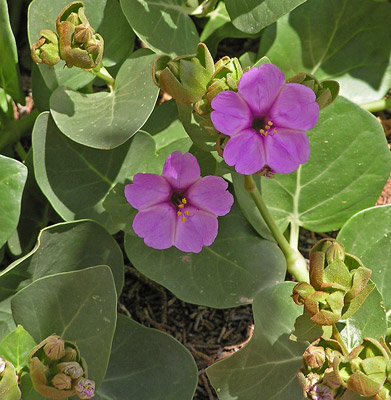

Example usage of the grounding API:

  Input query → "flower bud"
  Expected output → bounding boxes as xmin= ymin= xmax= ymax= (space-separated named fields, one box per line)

xmin=62 ymin=347 xmax=78 ymax=362
xmin=321 ymin=240 xmax=345 ymax=265
xmin=52 ymin=372 xmax=72 ymax=390
xmin=31 ymin=29 xmax=60 ymax=67
xmin=74 ymin=378 xmax=95 ymax=399
xmin=84 ymin=35 xmax=103 ymax=55
xmin=303 ymin=345 xmax=326 ymax=369
xmin=44 ymin=335 xmax=65 ymax=360
xmin=57 ymin=362 xmax=84 ymax=379
xmin=74 ymin=23 xmax=93 ymax=44
xmin=152 ymin=43 xmax=215 ymax=105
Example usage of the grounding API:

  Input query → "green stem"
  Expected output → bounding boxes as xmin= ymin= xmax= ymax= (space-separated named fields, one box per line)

xmin=360 ymin=97 xmax=391 ymax=113
xmin=332 ymin=324 xmax=349 ymax=355
xmin=14 ymin=142 xmax=27 ymax=161
xmin=0 ymin=109 xmax=39 ymax=152
xmin=91 ymin=64 xmax=115 ymax=87
xmin=244 ymin=175 xmax=309 ymax=283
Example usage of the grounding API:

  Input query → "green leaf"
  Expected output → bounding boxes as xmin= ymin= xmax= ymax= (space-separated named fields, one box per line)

xmin=337 ymin=205 xmax=391 ymax=258
xmin=0 ymin=0 xmax=24 ymax=104
xmin=262 ymin=97 xmax=391 ymax=235
xmin=207 ymin=282 xmax=306 ymax=400
xmin=124 ymin=202 xmax=286 ymax=308
xmin=7 ymin=151 xmax=58 ymax=257
xmin=225 ymin=0 xmax=308 ymax=34
xmin=32 ymin=113 xmax=190 ymax=233
xmin=50 ymin=49 xmax=159 ymax=149
xmin=0 ymin=361 xmax=21 ymax=400
xmin=340 ymin=286 xmax=387 ymax=351
xmin=200 ymin=1 xmax=261 ymax=55
xmin=0 ymin=326 xmax=36 ymax=373
xmin=231 ymin=172 xmax=274 ymax=241
xmin=11 ymin=266 xmax=118 ymax=387
xmin=2 ymin=220 xmax=124 ymax=298
xmin=28 ymin=0 xmax=134 ymax=91
xmin=0 ymin=155 xmax=27 ymax=249
xmin=120 ymin=0 xmax=200 ymax=57
xmin=96 ymin=314 xmax=197 ymax=400
xmin=258 ymin=0 xmax=391 ymax=103
xmin=360 ymin=236 xmax=391 ymax=312
xmin=291 ymin=312 xmax=331 ymax=343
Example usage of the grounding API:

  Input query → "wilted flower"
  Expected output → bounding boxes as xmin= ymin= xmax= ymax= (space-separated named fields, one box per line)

xmin=211 ymin=64 xmax=319 ymax=174
xmin=125 ymin=151 xmax=234 ymax=253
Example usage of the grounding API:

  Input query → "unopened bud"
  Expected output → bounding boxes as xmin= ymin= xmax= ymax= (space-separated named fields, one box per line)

xmin=62 ymin=347 xmax=78 ymax=362
xmin=52 ymin=372 xmax=72 ymax=390
xmin=303 ymin=345 xmax=326 ymax=369
xmin=57 ymin=361 xmax=84 ymax=379
xmin=75 ymin=378 xmax=95 ymax=399
xmin=66 ymin=11 xmax=80 ymax=25
xmin=44 ymin=336 xmax=65 ymax=360
xmin=74 ymin=24 xmax=93 ymax=44
xmin=84 ymin=36 xmax=101 ymax=54
xmin=321 ymin=240 xmax=345 ymax=264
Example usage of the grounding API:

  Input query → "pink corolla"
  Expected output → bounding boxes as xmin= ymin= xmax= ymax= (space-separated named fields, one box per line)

xmin=125 ymin=151 xmax=234 ymax=253
xmin=211 ymin=64 xmax=320 ymax=175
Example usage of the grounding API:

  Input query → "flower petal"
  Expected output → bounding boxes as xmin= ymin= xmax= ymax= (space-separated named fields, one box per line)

xmin=132 ymin=203 xmax=175 ymax=250
xmin=211 ymin=91 xmax=252 ymax=136
xmin=268 ymin=83 xmax=319 ymax=131
xmin=264 ymin=129 xmax=310 ymax=174
xmin=223 ymin=129 xmax=266 ymax=175
xmin=125 ymin=174 xmax=171 ymax=210
xmin=186 ymin=176 xmax=234 ymax=216
xmin=238 ymin=64 xmax=285 ymax=117
xmin=174 ymin=206 xmax=218 ymax=253
xmin=162 ymin=151 xmax=200 ymax=191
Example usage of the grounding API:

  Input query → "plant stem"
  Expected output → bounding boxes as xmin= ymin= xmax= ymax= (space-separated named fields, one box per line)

xmin=91 ymin=64 xmax=115 ymax=87
xmin=244 ymin=174 xmax=309 ymax=283
xmin=332 ymin=324 xmax=349 ymax=355
xmin=14 ymin=142 xmax=27 ymax=161
xmin=0 ymin=109 xmax=39 ymax=152
xmin=360 ymin=97 xmax=391 ymax=113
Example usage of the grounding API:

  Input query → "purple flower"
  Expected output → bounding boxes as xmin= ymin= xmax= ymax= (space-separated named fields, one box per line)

xmin=125 ymin=151 xmax=234 ymax=253
xmin=211 ymin=64 xmax=319 ymax=175
xmin=311 ymin=384 xmax=334 ymax=400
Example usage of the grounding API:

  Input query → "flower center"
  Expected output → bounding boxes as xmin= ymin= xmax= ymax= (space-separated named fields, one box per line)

xmin=252 ymin=118 xmax=277 ymax=136
xmin=171 ymin=194 xmax=189 ymax=223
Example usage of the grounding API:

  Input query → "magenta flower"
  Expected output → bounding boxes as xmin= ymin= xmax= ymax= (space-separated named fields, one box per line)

xmin=125 ymin=151 xmax=234 ymax=253
xmin=211 ymin=64 xmax=319 ymax=175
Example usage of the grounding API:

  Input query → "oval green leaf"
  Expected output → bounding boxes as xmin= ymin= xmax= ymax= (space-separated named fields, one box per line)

xmin=0 ymin=155 xmax=27 ymax=249
xmin=258 ymin=0 xmax=391 ymax=103
xmin=124 ymin=202 xmax=286 ymax=308
xmin=337 ymin=205 xmax=391 ymax=258
xmin=2 ymin=220 xmax=124 ymax=297
xmin=96 ymin=314 xmax=197 ymax=400
xmin=207 ymin=282 xmax=306 ymax=400
xmin=262 ymin=97 xmax=391 ymax=234
xmin=50 ymin=49 xmax=159 ymax=149
xmin=120 ymin=0 xmax=199 ymax=57
xmin=0 ymin=0 xmax=24 ymax=103
xmin=11 ymin=266 xmax=118 ymax=387
xmin=225 ymin=0 xmax=307 ymax=34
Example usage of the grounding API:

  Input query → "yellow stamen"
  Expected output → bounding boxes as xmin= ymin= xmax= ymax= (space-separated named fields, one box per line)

xmin=267 ymin=121 xmax=273 ymax=126
xmin=178 ymin=204 xmax=184 ymax=209
xmin=181 ymin=217 xmax=186 ymax=222
xmin=181 ymin=198 xmax=187 ymax=204
xmin=177 ymin=211 xmax=182 ymax=216
xmin=185 ymin=210 xmax=189 ymax=216
xmin=259 ymin=129 xmax=265 ymax=134
xmin=273 ymin=129 xmax=277 ymax=134
xmin=265 ymin=125 xmax=270 ymax=130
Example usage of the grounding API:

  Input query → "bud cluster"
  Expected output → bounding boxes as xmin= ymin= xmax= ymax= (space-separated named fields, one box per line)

xmin=31 ymin=1 xmax=103 ymax=70
xmin=300 ymin=337 xmax=391 ymax=399
xmin=28 ymin=335 xmax=95 ymax=399
xmin=292 ymin=239 xmax=374 ymax=325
